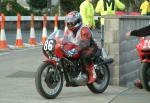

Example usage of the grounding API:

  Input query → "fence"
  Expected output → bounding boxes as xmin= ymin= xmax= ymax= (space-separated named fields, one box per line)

xmin=0 ymin=14 xmax=100 ymax=50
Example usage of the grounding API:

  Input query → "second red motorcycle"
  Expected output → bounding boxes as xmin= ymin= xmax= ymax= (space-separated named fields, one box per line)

xmin=136 ymin=37 xmax=150 ymax=91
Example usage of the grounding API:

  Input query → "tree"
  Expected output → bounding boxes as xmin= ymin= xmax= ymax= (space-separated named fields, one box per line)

xmin=120 ymin=0 xmax=144 ymax=12
xmin=27 ymin=0 xmax=47 ymax=10
xmin=60 ymin=0 xmax=82 ymax=14
xmin=0 ymin=0 xmax=1 ymax=13
xmin=1 ymin=0 xmax=31 ymax=16
xmin=60 ymin=0 xmax=99 ymax=15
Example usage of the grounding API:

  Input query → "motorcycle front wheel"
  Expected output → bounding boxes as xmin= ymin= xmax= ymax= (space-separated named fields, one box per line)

xmin=87 ymin=64 xmax=110 ymax=93
xmin=35 ymin=62 xmax=63 ymax=99
xmin=140 ymin=62 xmax=150 ymax=91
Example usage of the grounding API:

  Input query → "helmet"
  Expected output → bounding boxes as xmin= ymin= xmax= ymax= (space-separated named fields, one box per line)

xmin=65 ymin=11 xmax=82 ymax=31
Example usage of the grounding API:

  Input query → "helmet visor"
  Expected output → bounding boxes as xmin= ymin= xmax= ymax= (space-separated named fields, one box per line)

xmin=67 ymin=22 xmax=75 ymax=29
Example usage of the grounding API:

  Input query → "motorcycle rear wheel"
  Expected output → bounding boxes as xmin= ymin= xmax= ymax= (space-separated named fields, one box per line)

xmin=87 ymin=64 xmax=110 ymax=93
xmin=35 ymin=62 xmax=63 ymax=99
xmin=140 ymin=62 xmax=150 ymax=91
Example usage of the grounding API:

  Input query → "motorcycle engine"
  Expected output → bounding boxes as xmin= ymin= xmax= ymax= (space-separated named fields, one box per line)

xmin=72 ymin=72 xmax=88 ymax=86
xmin=63 ymin=58 xmax=88 ymax=86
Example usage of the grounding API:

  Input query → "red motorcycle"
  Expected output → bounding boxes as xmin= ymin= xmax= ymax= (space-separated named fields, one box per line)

xmin=136 ymin=37 xmax=150 ymax=91
xmin=35 ymin=30 xmax=113 ymax=99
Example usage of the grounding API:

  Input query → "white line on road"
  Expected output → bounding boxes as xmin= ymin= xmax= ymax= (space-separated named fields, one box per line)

xmin=0 ymin=52 xmax=10 ymax=56
xmin=0 ymin=46 xmax=41 ymax=56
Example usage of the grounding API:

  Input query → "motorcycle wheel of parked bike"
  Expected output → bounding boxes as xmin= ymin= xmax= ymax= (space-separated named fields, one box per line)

xmin=35 ymin=62 xmax=63 ymax=99
xmin=140 ymin=62 xmax=150 ymax=91
xmin=87 ymin=63 xmax=110 ymax=93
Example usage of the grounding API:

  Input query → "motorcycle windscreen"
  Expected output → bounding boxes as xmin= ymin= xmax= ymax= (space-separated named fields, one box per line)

xmin=47 ymin=30 xmax=64 ymax=43
xmin=62 ymin=30 xmax=81 ymax=45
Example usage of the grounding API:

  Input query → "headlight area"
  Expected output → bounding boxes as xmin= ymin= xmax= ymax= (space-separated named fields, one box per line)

xmin=43 ymin=47 xmax=55 ymax=59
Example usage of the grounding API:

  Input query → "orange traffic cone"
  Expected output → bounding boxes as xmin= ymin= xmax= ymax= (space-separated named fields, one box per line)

xmin=0 ymin=13 xmax=8 ymax=50
xmin=15 ymin=13 xmax=24 ymax=48
xmin=28 ymin=14 xmax=37 ymax=46
xmin=41 ymin=14 xmax=47 ymax=45
xmin=64 ymin=21 xmax=68 ymax=36
xmin=54 ymin=14 xmax=58 ymax=32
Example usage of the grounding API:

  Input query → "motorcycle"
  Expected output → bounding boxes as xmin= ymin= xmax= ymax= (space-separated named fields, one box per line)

xmin=136 ymin=37 xmax=150 ymax=91
xmin=35 ymin=30 xmax=113 ymax=99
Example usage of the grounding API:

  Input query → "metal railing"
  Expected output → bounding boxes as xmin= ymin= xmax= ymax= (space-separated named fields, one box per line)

xmin=0 ymin=16 xmax=99 ymax=21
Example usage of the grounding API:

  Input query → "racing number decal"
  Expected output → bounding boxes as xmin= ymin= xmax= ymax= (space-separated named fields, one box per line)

xmin=143 ymin=40 xmax=150 ymax=48
xmin=44 ymin=40 xmax=54 ymax=51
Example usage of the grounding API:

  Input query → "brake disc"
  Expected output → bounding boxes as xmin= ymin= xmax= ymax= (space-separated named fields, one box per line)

xmin=45 ymin=71 xmax=59 ymax=89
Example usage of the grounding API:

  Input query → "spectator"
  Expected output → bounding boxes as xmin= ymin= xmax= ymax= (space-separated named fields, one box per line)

xmin=95 ymin=0 xmax=125 ymax=46
xmin=140 ymin=0 xmax=150 ymax=15
xmin=80 ymin=0 xmax=95 ymax=29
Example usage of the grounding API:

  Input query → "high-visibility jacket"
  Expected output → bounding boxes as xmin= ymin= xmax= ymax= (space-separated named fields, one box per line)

xmin=80 ymin=0 xmax=95 ymax=29
xmin=95 ymin=0 xmax=125 ymax=25
xmin=140 ymin=1 xmax=150 ymax=15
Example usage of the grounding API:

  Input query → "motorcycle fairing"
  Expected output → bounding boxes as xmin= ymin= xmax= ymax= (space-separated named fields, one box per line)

xmin=136 ymin=37 xmax=150 ymax=62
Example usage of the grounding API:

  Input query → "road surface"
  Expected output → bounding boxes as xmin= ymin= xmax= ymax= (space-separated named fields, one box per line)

xmin=0 ymin=47 xmax=149 ymax=103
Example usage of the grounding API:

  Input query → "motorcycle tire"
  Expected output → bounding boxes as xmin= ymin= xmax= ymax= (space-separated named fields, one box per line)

xmin=140 ymin=62 xmax=150 ymax=91
xmin=87 ymin=64 xmax=110 ymax=93
xmin=35 ymin=62 xmax=63 ymax=99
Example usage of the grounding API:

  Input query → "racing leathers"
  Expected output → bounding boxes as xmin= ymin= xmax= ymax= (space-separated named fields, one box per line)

xmin=64 ymin=25 xmax=98 ymax=84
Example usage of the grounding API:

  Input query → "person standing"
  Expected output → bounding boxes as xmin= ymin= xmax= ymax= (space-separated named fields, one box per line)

xmin=140 ymin=0 xmax=150 ymax=15
xmin=95 ymin=0 xmax=125 ymax=46
xmin=80 ymin=0 xmax=95 ymax=29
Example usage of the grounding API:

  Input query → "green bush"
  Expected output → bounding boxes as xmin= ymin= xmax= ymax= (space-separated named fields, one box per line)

xmin=1 ymin=0 xmax=32 ymax=16
xmin=60 ymin=0 xmax=99 ymax=15
xmin=27 ymin=0 xmax=47 ymax=10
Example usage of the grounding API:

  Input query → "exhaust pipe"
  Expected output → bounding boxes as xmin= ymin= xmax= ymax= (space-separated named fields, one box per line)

xmin=148 ymin=81 xmax=150 ymax=87
xmin=99 ymin=58 xmax=114 ymax=65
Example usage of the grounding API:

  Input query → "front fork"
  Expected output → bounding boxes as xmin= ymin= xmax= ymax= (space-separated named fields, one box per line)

xmin=59 ymin=59 xmax=71 ymax=86
xmin=43 ymin=58 xmax=63 ymax=79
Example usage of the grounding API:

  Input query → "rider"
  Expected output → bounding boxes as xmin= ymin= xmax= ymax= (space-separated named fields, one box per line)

xmin=64 ymin=11 xmax=98 ymax=84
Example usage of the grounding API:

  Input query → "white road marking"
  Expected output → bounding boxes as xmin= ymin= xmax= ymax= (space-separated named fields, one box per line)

xmin=0 ymin=44 xmax=41 ymax=56
xmin=0 ymin=52 xmax=10 ymax=56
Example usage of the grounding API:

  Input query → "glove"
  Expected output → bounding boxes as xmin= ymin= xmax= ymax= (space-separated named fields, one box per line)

xmin=67 ymin=48 xmax=78 ymax=57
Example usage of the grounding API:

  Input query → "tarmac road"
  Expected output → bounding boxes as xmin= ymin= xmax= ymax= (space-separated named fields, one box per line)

xmin=0 ymin=47 xmax=150 ymax=103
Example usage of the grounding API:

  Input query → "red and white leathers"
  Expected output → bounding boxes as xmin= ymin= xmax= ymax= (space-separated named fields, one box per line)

xmin=64 ymin=25 xmax=97 ymax=84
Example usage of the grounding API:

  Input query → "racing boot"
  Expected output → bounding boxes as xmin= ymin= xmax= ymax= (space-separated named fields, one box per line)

xmin=134 ymin=79 xmax=143 ymax=89
xmin=87 ymin=63 xmax=96 ymax=84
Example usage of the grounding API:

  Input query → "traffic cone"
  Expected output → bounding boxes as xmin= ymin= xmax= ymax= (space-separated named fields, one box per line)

xmin=54 ymin=14 xmax=58 ymax=32
xmin=55 ymin=30 xmax=60 ymax=43
xmin=15 ymin=13 xmax=24 ymax=48
xmin=0 ymin=13 xmax=8 ymax=50
xmin=64 ymin=21 xmax=68 ymax=36
xmin=28 ymin=14 xmax=37 ymax=46
xmin=41 ymin=14 xmax=47 ymax=45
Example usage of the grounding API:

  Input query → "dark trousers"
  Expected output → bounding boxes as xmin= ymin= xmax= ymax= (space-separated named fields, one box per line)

xmin=80 ymin=47 xmax=98 ymax=66
xmin=80 ymin=48 xmax=94 ymax=66
xmin=100 ymin=25 xmax=104 ymax=47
